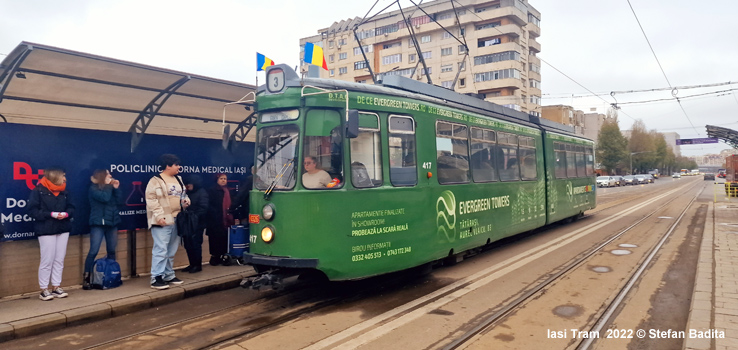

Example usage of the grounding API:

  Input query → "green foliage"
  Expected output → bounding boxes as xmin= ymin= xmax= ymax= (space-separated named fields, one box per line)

xmin=596 ymin=118 xmax=628 ymax=174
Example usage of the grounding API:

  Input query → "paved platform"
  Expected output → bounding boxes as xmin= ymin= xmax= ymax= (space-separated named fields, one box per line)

xmin=685 ymin=195 xmax=738 ymax=349
xmin=0 ymin=263 xmax=255 ymax=342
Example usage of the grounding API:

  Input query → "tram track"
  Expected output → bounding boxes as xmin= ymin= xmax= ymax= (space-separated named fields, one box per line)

xmin=296 ymin=181 xmax=700 ymax=350
xmin=439 ymin=180 xmax=704 ymax=350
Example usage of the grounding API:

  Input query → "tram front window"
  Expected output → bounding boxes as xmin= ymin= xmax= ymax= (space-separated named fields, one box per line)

xmin=254 ymin=124 xmax=299 ymax=190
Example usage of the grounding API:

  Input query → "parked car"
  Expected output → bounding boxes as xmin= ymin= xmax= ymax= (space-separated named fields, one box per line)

xmin=612 ymin=175 xmax=625 ymax=186
xmin=704 ymin=173 xmax=715 ymax=181
xmin=634 ymin=175 xmax=649 ymax=184
xmin=596 ymin=176 xmax=618 ymax=187
xmin=622 ymin=175 xmax=637 ymax=185
xmin=672 ymin=173 xmax=681 ymax=178
xmin=644 ymin=174 xmax=655 ymax=183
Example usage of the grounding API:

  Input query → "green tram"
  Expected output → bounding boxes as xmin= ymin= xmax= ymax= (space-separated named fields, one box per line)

xmin=243 ymin=64 xmax=596 ymax=288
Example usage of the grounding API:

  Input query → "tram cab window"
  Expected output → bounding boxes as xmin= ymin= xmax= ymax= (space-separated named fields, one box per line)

xmin=585 ymin=147 xmax=595 ymax=176
xmin=388 ymin=115 xmax=417 ymax=186
xmin=436 ymin=121 xmax=470 ymax=184
xmin=471 ymin=127 xmax=498 ymax=182
xmin=519 ymin=136 xmax=537 ymax=180
xmin=350 ymin=112 xmax=383 ymax=188
xmin=302 ymin=109 xmax=344 ymax=189
xmin=254 ymin=124 xmax=299 ymax=190
xmin=554 ymin=142 xmax=567 ymax=179
xmin=498 ymin=132 xmax=520 ymax=182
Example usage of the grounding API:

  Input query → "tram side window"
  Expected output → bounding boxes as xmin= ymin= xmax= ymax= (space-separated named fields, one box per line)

xmin=585 ymin=147 xmax=595 ymax=176
xmin=350 ymin=113 xmax=383 ymax=188
xmin=302 ymin=109 xmax=343 ymax=189
xmin=436 ymin=121 xmax=470 ymax=184
xmin=519 ymin=136 xmax=537 ymax=180
xmin=471 ymin=127 xmax=498 ymax=182
xmin=498 ymin=132 xmax=520 ymax=182
xmin=554 ymin=142 xmax=567 ymax=179
xmin=575 ymin=146 xmax=586 ymax=177
xmin=565 ymin=144 xmax=577 ymax=178
xmin=388 ymin=115 xmax=417 ymax=186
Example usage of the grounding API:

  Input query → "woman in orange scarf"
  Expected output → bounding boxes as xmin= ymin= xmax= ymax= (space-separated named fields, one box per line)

xmin=27 ymin=167 xmax=75 ymax=301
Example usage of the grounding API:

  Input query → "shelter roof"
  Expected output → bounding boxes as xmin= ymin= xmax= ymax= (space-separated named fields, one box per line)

xmin=706 ymin=125 xmax=738 ymax=149
xmin=0 ymin=42 xmax=256 ymax=144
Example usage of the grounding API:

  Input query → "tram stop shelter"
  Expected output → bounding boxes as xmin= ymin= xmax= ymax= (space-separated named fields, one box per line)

xmin=0 ymin=41 xmax=257 ymax=151
xmin=706 ymin=125 xmax=738 ymax=149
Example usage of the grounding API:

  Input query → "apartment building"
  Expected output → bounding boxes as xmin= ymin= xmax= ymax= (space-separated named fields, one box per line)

xmin=298 ymin=0 xmax=542 ymax=116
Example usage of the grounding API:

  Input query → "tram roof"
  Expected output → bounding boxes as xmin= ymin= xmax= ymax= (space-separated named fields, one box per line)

xmin=0 ymin=42 xmax=256 ymax=143
xmin=259 ymin=64 xmax=577 ymax=136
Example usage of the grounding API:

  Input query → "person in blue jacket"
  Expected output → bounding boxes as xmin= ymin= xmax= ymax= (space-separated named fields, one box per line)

xmin=83 ymin=169 xmax=121 ymax=290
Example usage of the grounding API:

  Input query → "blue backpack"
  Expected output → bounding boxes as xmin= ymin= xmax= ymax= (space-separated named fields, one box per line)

xmin=91 ymin=258 xmax=122 ymax=290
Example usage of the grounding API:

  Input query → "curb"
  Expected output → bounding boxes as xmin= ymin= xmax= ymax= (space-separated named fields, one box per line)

xmin=683 ymin=201 xmax=714 ymax=350
xmin=0 ymin=272 xmax=250 ymax=342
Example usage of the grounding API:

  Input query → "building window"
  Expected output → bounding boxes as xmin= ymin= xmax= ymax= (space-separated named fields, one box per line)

xmin=339 ymin=67 xmax=348 ymax=75
xmin=328 ymin=41 xmax=334 ymax=48
xmin=441 ymin=80 xmax=453 ymax=89
xmin=487 ymin=91 xmax=502 ymax=97
xmin=530 ymin=96 xmax=541 ymax=105
xmin=381 ymin=54 xmax=402 ymax=65
xmin=476 ymin=22 xmax=501 ymax=31
xmin=376 ymin=68 xmax=416 ymax=79
xmin=443 ymin=31 xmax=453 ymax=39
xmin=473 ymin=51 xmax=520 ymax=65
xmin=458 ymin=45 xmax=467 ymax=54
xmin=459 ymin=78 xmax=466 ymax=87
xmin=438 ymin=12 xmax=453 ymax=20
xmin=478 ymin=37 xmax=501 ymax=47
xmin=474 ymin=69 xmax=521 ymax=82
xmin=409 ymin=53 xmax=416 ymax=63
xmin=383 ymin=42 xmax=401 ymax=49
xmin=530 ymin=79 xmax=541 ymax=89
xmin=339 ymin=52 xmax=347 ymax=60
xmin=330 ymin=69 xmax=335 ymax=76
xmin=441 ymin=47 xmax=453 ymax=56
xmin=459 ymin=27 xmax=466 ymax=36
xmin=357 ymin=29 xmax=375 ymax=40
xmin=353 ymin=45 xmax=373 ymax=55
xmin=338 ymin=38 xmax=347 ymax=46
xmin=528 ymin=14 xmax=541 ymax=26
xmin=420 ymin=67 xmax=432 ymax=75
xmin=421 ymin=51 xmax=432 ymax=59
xmin=441 ymin=64 xmax=453 ymax=73
xmin=376 ymin=23 xmax=400 ymax=36
xmin=529 ymin=63 xmax=541 ymax=73
xmin=354 ymin=61 xmax=368 ymax=70
xmin=329 ymin=54 xmax=334 ymax=63
xmin=421 ymin=35 xmax=431 ymax=43
xmin=459 ymin=61 xmax=466 ymax=71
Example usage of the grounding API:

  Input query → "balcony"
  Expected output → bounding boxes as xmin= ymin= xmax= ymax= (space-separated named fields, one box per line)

xmin=473 ymin=23 xmax=523 ymax=40
xmin=474 ymin=78 xmax=524 ymax=92
xmin=528 ymin=70 xmax=541 ymax=81
xmin=471 ymin=6 xmax=527 ymax=26
xmin=527 ymin=22 xmax=540 ymax=38
xmin=528 ymin=38 xmax=541 ymax=53
xmin=473 ymin=42 xmax=524 ymax=57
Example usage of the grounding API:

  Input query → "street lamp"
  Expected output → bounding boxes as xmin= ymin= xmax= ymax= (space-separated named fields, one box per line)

xmin=630 ymin=151 xmax=653 ymax=175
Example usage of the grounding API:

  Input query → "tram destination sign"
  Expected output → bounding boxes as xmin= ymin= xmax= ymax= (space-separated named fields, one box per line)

xmin=676 ymin=137 xmax=718 ymax=145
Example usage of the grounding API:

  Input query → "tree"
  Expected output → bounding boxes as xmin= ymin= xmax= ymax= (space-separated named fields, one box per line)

xmin=628 ymin=120 xmax=657 ymax=173
xmin=596 ymin=116 xmax=628 ymax=174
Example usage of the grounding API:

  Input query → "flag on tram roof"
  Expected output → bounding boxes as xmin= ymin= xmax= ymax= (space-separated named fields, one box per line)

xmin=257 ymin=52 xmax=275 ymax=71
xmin=303 ymin=42 xmax=328 ymax=70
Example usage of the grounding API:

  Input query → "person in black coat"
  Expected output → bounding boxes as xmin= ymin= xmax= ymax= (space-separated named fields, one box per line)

xmin=83 ymin=169 xmax=121 ymax=289
xmin=206 ymin=173 xmax=234 ymax=265
xmin=183 ymin=175 xmax=208 ymax=273
xmin=27 ymin=167 xmax=74 ymax=301
xmin=228 ymin=173 xmax=252 ymax=224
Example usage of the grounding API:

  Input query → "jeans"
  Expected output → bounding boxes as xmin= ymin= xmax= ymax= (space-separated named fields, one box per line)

xmin=150 ymin=224 xmax=180 ymax=283
xmin=38 ymin=232 xmax=69 ymax=289
xmin=84 ymin=225 xmax=118 ymax=274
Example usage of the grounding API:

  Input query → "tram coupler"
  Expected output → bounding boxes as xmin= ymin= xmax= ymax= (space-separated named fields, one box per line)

xmin=241 ymin=272 xmax=284 ymax=291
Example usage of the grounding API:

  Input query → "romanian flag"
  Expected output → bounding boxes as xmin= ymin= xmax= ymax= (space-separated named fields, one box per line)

xmin=257 ymin=52 xmax=275 ymax=71
xmin=304 ymin=42 xmax=328 ymax=70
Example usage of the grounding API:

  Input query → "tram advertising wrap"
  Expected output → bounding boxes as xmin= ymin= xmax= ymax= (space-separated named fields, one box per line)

xmin=0 ymin=123 xmax=253 ymax=241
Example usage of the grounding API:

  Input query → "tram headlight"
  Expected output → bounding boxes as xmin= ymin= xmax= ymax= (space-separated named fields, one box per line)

xmin=262 ymin=203 xmax=275 ymax=221
xmin=261 ymin=226 xmax=275 ymax=243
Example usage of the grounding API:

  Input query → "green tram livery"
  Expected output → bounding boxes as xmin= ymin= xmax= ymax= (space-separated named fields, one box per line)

xmin=243 ymin=64 xmax=595 ymax=288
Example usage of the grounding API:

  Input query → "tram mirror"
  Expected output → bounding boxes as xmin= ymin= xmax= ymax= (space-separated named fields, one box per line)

xmin=346 ymin=109 xmax=359 ymax=138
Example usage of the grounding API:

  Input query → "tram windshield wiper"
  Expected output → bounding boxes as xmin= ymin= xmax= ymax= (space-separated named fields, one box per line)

xmin=264 ymin=158 xmax=295 ymax=200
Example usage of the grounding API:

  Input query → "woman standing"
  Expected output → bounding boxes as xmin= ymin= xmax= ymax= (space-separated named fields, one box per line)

xmin=83 ymin=169 xmax=121 ymax=290
xmin=28 ymin=167 xmax=74 ymax=301
xmin=182 ymin=175 xmax=208 ymax=273
xmin=206 ymin=173 xmax=233 ymax=265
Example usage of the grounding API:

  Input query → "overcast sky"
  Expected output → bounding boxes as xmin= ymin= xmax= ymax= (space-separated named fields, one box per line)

xmin=1 ymin=0 xmax=736 ymax=156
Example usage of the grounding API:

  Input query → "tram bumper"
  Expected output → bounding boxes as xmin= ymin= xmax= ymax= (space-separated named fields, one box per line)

xmin=242 ymin=253 xmax=319 ymax=268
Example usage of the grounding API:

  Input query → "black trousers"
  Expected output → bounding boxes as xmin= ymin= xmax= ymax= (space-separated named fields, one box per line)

xmin=208 ymin=226 xmax=228 ymax=258
xmin=183 ymin=229 xmax=204 ymax=267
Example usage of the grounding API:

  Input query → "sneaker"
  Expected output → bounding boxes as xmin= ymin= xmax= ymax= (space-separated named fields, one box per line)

xmin=151 ymin=276 xmax=169 ymax=290
xmin=39 ymin=289 xmax=54 ymax=301
xmin=51 ymin=287 xmax=68 ymax=298
xmin=165 ymin=277 xmax=184 ymax=285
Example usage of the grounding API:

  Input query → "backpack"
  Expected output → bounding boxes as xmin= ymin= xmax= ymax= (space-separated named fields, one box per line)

xmin=91 ymin=258 xmax=122 ymax=290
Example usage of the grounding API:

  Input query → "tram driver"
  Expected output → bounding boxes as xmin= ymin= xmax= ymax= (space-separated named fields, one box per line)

xmin=302 ymin=156 xmax=332 ymax=188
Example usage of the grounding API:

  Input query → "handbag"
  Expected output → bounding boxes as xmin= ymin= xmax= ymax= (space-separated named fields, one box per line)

xmin=176 ymin=208 xmax=198 ymax=238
